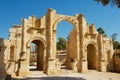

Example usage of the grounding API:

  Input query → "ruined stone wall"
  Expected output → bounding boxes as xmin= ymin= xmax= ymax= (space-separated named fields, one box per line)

xmin=66 ymin=28 xmax=77 ymax=70
xmin=100 ymin=36 xmax=114 ymax=72
xmin=103 ymin=38 xmax=113 ymax=61
xmin=0 ymin=39 xmax=7 ymax=79
xmin=5 ymin=26 xmax=22 ymax=77
xmin=114 ymin=50 xmax=120 ymax=72
xmin=67 ymin=28 xmax=77 ymax=60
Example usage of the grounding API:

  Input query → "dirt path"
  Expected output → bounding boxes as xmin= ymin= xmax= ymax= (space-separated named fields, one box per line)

xmin=13 ymin=70 xmax=120 ymax=80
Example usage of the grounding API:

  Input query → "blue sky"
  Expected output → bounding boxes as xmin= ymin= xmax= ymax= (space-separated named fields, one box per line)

xmin=0 ymin=0 xmax=120 ymax=41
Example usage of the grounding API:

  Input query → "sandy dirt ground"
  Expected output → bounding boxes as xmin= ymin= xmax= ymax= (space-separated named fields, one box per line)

xmin=12 ymin=70 xmax=120 ymax=80
xmin=11 ymin=66 xmax=120 ymax=80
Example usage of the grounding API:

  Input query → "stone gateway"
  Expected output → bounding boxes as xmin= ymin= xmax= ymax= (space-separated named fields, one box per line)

xmin=0 ymin=9 xmax=113 ymax=78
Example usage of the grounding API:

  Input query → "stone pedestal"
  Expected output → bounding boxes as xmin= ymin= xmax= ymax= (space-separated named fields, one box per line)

xmin=18 ymin=59 xmax=29 ymax=77
xmin=81 ymin=60 xmax=88 ymax=72
xmin=47 ymin=58 xmax=57 ymax=75
xmin=99 ymin=60 xmax=106 ymax=72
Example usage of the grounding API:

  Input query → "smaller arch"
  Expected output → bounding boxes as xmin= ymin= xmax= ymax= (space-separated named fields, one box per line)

xmin=84 ymin=41 xmax=98 ymax=59
xmin=27 ymin=37 xmax=46 ymax=48
xmin=27 ymin=37 xmax=46 ymax=71
xmin=87 ymin=43 xmax=97 ymax=70
xmin=84 ymin=41 xmax=98 ymax=70
xmin=84 ymin=41 xmax=97 ymax=51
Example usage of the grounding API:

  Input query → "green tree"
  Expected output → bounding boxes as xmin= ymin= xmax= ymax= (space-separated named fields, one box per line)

xmin=97 ymin=27 xmax=105 ymax=34
xmin=111 ymin=33 xmax=118 ymax=41
xmin=97 ymin=27 xmax=120 ymax=49
xmin=94 ymin=0 xmax=120 ymax=8
xmin=113 ymin=40 xmax=120 ymax=49
xmin=57 ymin=37 xmax=66 ymax=50
xmin=111 ymin=33 xmax=120 ymax=49
xmin=97 ymin=27 xmax=108 ymax=37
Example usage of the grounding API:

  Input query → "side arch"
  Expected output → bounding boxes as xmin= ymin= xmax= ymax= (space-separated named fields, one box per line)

xmin=84 ymin=41 xmax=98 ymax=60
xmin=84 ymin=41 xmax=97 ymax=51
xmin=84 ymin=41 xmax=98 ymax=70
xmin=26 ymin=37 xmax=47 ymax=72
xmin=26 ymin=37 xmax=46 ymax=48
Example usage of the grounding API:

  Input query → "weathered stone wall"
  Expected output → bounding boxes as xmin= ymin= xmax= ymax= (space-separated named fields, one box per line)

xmin=102 ymin=37 xmax=114 ymax=71
xmin=114 ymin=50 xmax=120 ymax=72
xmin=67 ymin=28 xmax=77 ymax=60
xmin=0 ymin=38 xmax=6 ymax=79
xmin=66 ymin=28 xmax=78 ymax=70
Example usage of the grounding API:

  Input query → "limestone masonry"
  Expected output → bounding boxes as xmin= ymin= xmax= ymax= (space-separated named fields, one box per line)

xmin=0 ymin=9 xmax=114 ymax=79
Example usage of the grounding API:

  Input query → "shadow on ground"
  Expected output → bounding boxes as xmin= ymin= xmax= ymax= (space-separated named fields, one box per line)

xmin=12 ymin=76 xmax=86 ymax=80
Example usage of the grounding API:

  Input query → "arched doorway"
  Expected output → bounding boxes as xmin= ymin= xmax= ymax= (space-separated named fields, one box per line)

xmin=87 ymin=44 xmax=97 ymax=70
xmin=52 ymin=17 xmax=79 ymax=71
xmin=56 ymin=20 xmax=74 ymax=69
xmin=29 ymin=40 xmax=45 ymax=71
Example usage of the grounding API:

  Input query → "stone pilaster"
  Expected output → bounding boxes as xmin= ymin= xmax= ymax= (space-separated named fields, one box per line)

xmin=77 ymin=14 xmax=88 ymax=72
xmin=18 ymin=19 xmax=29 ymax=76
xmin=46 ymin=8 xmax=57 ymax=74
xmin=52 ymin=30 xmax=56 ymax=60
xmin=98 ymin=34 xmax=106 ymax=71
xmin=21 ymin=19 xmax=27 ymax=59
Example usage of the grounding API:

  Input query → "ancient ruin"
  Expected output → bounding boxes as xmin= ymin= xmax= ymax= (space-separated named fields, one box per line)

xmin=0 ymin=8 xmax=114 ymax=78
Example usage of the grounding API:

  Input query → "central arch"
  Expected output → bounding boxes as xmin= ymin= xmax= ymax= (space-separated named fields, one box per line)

xmin=53 ymin=16 xmax=78 ymax=30
xmin=87 ymin=44 xmax=97 ymax=70
xmin=51 ymin=16 xmax=80 ymax=71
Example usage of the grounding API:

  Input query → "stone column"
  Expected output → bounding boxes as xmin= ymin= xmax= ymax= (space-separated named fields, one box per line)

xmin=18 ymin=19 xmax=29 ymax=77
xmin=76 ymin=25 xmax=80 ymax=61
xmin=99 ymin=34 xmax=106 ymax=71
xmin=75 ymin=24 xmax=80 ymax=72
xmin=110 ymin=38 xmax=113 ymax=58
xmin=53 ymin=30 xmax=56 ymax=59
xmin=21 ymin=19 xmax=27 ymax=59
xmin=96 ymin=48 xmax=99 ymax=71
xmin=46 ymin=9 xmax=55 ymax=59
xmin=46 ymin=8 xmax=57 ymax=74
xmin=77 ymin=14 xmax=87 ymax=72
xmin=43 ymin=48 xmax=47 ymax=73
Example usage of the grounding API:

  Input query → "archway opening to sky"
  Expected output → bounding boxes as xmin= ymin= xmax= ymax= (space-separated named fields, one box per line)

xmin=56 ymin=20 xmax=74 ymax=70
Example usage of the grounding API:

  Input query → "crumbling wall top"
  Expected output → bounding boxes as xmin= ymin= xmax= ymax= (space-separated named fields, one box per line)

xmin=48 ymin=8 xmax=56 ymax=13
